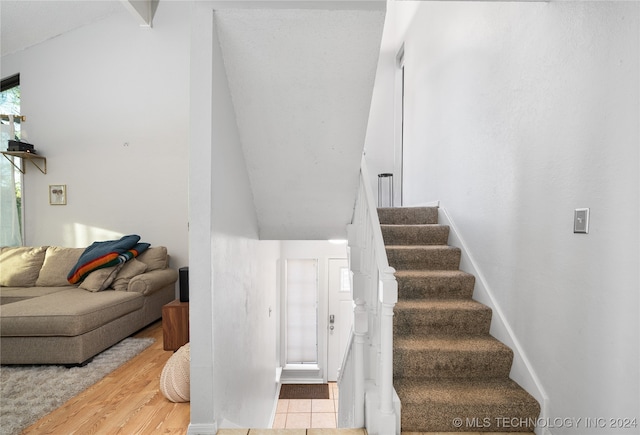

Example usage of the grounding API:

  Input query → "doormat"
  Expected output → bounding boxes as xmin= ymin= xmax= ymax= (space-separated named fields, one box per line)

xmin=279 ymin=383 xmax=330 ymax=400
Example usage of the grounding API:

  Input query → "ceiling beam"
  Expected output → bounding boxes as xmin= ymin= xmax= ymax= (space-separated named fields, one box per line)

xmin=120 ymin=0 xmax=157 ymax=28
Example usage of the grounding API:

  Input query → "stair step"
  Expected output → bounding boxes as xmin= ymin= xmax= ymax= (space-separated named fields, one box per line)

xmin=380 ymin=207 xmax=541 ymax=433
xmin=381 ymin=224 xmax=450 ymax=246
xmin=378 ymin=207 xmax=438 ymax=225
xmin=386 ymin=245 xmax=461 ymax=271
xmin=394 ymin=299 xmax=492 ymax=337
xmin=395 ymin=270 xmax=475 ymax=300
xmin=394 ymin=378 xmax=541 ymax=433
xmin=394 ymin=336 xmax=513 ymax=380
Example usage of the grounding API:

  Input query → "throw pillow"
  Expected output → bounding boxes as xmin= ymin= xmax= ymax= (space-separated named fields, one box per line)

xmin=0 ymin=246 xmax=48 ymax=287
xmin=112 ymin=259 xmax=148 ymax=291
xmin=79 ymin=264 xmax=123 ymax=292
xmin=136 ymin=247 xmax=167 ymax=271
xmin=35 ymin=247 xmax=84 ymax=287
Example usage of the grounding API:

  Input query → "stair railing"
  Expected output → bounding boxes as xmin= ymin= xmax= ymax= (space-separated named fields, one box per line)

xmin=336 ymin=331 xmax=355 ymax=427
xmin=339 ymin=154 xmax=398 ymax=433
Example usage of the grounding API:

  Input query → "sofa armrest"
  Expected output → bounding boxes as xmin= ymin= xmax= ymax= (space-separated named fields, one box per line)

xmin=128 ymin=268 xmax=178 ymax=295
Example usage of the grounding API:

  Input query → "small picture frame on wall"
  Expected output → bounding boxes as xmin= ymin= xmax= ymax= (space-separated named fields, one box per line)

xmin=49 ymin=184 xmax=66 ymax=205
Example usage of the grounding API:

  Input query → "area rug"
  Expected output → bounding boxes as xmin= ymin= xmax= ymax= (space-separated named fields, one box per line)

xmin=279 ymin=383 xmax=330 ymax=400
xmin=0 ymin=337 xmax=154 ymax=435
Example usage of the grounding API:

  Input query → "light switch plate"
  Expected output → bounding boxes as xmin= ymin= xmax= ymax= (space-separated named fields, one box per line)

xmin=574 ymin=208 xmax=589 ymax=234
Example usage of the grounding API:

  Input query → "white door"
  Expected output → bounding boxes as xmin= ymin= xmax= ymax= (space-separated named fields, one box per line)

xmin=394 ymin=46 xmax=405 ymax=207
xmin=327 ymin=258 xmax=353 ymax=382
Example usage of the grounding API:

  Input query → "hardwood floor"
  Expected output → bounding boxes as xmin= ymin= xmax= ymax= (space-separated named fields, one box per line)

xmin=19 ymin=322 xmax=534 ymax=435
xmin=21 ymin=320 xmax=190 ymax=435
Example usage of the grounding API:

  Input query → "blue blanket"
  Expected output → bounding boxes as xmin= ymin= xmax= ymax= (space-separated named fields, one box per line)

xmin=67 ymin=235 xmax=150 ymax=284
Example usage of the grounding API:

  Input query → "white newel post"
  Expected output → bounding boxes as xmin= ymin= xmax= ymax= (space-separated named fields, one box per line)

xmin=354 ymin=298 xmax=368 ymax=427
xmin=347 ymin=157 xmax=401 ymax=434
xmin=378 ymin=267 xmax=398 ymax=433
xmin=348 ymin=220 xmax=368 ymax=429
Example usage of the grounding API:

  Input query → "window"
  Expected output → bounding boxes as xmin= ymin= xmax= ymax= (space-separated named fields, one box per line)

xmin=340 ymin=267 xmax=351 ymax=292
xmin=285 ymin=259 xmax=318 ymax=364
xmin=0 ymin=73 xmax=23 ymax=246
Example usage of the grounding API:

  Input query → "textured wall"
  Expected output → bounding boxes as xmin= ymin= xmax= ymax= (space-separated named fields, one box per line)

xmin=400 ymin=2 xmax=639 ymax=433
xmin=189 ymin=4 xmax=280 ymax=429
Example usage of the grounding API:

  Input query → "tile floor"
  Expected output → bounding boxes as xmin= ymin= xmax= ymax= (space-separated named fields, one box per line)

xmin=215 ymin=381 xmax=535 ymax=435
xmin=273 ymin=383 xmax=340 ymax=429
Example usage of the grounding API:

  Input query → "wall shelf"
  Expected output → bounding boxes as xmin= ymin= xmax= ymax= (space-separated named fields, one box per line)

xmin=1 ymin=151 xmax=47 ymax=174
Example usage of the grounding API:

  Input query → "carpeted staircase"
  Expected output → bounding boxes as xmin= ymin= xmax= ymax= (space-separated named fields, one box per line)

xmin=379 ymin=206 xmax=540 ymax=433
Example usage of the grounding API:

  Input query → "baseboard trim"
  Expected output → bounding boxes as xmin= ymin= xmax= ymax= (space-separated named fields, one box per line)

xmin=404 ymin=200 xmax=440 ymax=208
xmin=187 ymin=422 xmax=218 ymax=435
xmin=270 ymin=381 xmax=283 ymax=428
xmin=364 ymin=381 xmax=402 ymax=435
xmin=438 ymin=205 xmax=550 ymax=430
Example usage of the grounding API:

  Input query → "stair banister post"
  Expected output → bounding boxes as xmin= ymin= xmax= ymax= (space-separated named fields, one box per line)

xmin=347 ymin=223 xmax=368 ymax=303
xmin=353 ymin=298 xmax=368 ymax=427
xmin=379 ymin=266 xmax=398 ymax=305
xmin=378 ymin=266 xmax=398 ymax=433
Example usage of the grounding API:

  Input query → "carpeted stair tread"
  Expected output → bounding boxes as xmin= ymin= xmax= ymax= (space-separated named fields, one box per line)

xmin=395 ymin=298 xmax=489 ymax=311
xmin=395 ymin=377 xmax=539 ymax=406
xmin=381 ymin=224 xmax=450 ymax=246
xmin=386 ymin=245 xmax=461 ymax=271
xmin=395 ymin=378 xmax=541 ymax=432
xmin=394 ymin=299 xmax=492 ymax=337
xmin=395 ymin=270 xmax=476 ymax=299
xmin=395 ymin=335 xmax=512 ymax=352
xmin=378 ymin=207 xmax=439 ymax=225
xmin=379 ymin=206 xmax=540 ymax=432
xmin=394 ymin=336 xmax=513 ymax=379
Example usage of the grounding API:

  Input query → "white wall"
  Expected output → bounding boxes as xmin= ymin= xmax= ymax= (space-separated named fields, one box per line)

xmin=188 ymin=3 xmax=216 ymax=431
xmin=0 ymin=2 xmax=190 ymax=270
xmin=364 ymin=0 xmax=420 ymax=207
xmin=397 ymin=2 xmax=639 ymax=434
xmin=189 ymin=3 xmax=280 ymax=430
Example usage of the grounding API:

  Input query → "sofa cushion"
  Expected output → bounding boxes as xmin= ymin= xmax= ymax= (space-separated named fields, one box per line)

xmin=35 ymin=247 xmax=84 ymax=287
xmin=79 ymin=264 xmax=123 ymax=292
xmin=137 ymin=247 xmax=168 ymax=271
xmin=0 ymin=246 xmax=48 ymax=287
xmin=128 ymin=268 xmax=178 ymax=295
xmin=112 ymin=259 xmax=148 ymax=292
xmin=0 ymin=288 xmax=144 ymax=337
xmin=0 ymin=286 xmax=69 ymax=305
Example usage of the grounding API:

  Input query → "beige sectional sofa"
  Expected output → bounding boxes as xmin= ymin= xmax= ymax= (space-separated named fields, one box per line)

xmin=0 ymin=245 xmax=177 ymax=365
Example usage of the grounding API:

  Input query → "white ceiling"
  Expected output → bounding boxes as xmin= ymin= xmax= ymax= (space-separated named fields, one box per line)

xmin=215 ymin=6 xmax=385 ymax=239
xmin=0 ymin=1 xmax=126 ymax=56
xmin=1 ymin=1 xmax=386 ymax=240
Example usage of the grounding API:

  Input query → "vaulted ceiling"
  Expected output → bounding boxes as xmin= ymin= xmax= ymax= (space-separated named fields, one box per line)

xmin=1 ymin=1 xmax=386 ymax=240
xmin=0 ymin=1 xmax=157 ymax=56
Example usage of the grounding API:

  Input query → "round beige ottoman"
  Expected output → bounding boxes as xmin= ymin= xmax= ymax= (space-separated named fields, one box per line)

xmin=160 ymin=342 xmax=190 ymax=402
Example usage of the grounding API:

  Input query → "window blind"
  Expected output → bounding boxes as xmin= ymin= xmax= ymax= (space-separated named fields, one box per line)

xmin=285 ymin=259 xmax=318 ymax=364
